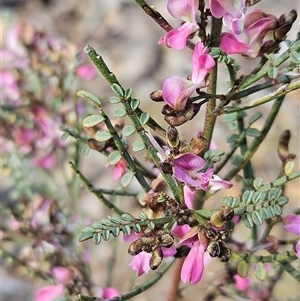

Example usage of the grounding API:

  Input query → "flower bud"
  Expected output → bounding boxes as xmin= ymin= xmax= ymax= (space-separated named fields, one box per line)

xmin=88 ymin=138 xmax=106 ymax=151
xmin=207 ymin=241 xmax=220 ymax=257
xmin=159 ymin=233 xmax=174 ymax=248
xmin=151 ymin=178 xmax=167 ymax=192
xmin=277 ymin=129 xmax=290 ymax=162
xmin=166 ymin=125 xmax=180 ymax=148
xmin=150 ymin=90 xmax=164 ymax=102
xmin=210 ymin=206 xmax=234 ymax=228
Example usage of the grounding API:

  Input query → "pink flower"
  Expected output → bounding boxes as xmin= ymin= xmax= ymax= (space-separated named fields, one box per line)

xmin=130 ymin=252 xmax=152 ymax=276
xmin=283 ymin=213 xmax=300 ymax=235
xmin=178 ymin=225 xmax=210 ymax=284
xmin=220 ymin=9 xmax=286 ymax=58
xmin=158 ymin=0 xmax=199 ymax=50
xmin=172 ymin=153 xmax=232 ymax=191
xmin=101 ymin=287 xmax=120 ymax=299
xmin=30 ymin=199 xmax=53 ymax=229
xmin=210 ymin=0 xmax=247 ymax=34
xmin=162 ymin=42 xmax=215 ymax=110
xmin=35 ymin=284 xmax=64 ymax=301
xmin=283 ymin=213 xmax=300 ymax=257
xmin=113 ymin=159 xmax=127 ymax=180
xmin=234 ymin=274 xmax=250 ymax=291
xmin=76 ymin=65 xmax=96 ymax=80
xmin=51 ymin=267 xmax=72 ymax=284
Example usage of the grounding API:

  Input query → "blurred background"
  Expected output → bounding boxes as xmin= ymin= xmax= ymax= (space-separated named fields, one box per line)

xmin=1 ymin=0 xmax=299 ymax=300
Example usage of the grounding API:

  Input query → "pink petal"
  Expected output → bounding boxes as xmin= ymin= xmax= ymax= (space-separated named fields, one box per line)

xmin=35 ymin=284 xmax=64 ymax=301
xmin=234 ymin=274 xmax=250 ymax=291
xmin=209 ymin=0 xmax=226 ymax=19
xmin=129 ymin=252 xmax=152 ymax=276
xmin=52 ymin=267 xmax=72 ymax=284
xmin=102 ymin=287 xmax=120 ymax=298
xmin=191 ymin=42 xmax=215 ymax=84
xmin=76 ymin=65 xmax=96 ymax=80
xmin=184 ymin=186 xmax=196 ymax=209
xmin=159 ymin=23 xmax=195 ymax=51
xmin=162 ymin=76 xmax=196 ymax=110
xmin=181 ymin=241 xmax=205 ymax=284
xmin=173 ymin=153 xmax=206 ymax=171
xmin=171 ymin=223 xmax=190 ymax=238
xmin=284 ymin=214 xmax=300 ymax=235
xmin=220 ymin=32 xmax=251 ymax=55
xmin=167 ymin=0 xmax=199 ymax=28
xmin=209 ymin=174 xmax=232 ymax=191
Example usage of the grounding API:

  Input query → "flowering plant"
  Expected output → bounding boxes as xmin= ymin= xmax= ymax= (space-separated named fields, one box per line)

xmin=2 ymin=0 xmax=300 ymax=301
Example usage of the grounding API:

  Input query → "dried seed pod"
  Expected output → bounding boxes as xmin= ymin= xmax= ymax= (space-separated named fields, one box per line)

xmin=159 ymin=233 xmax=174 ymax=248
xmin=150 ymin=247 xmax=163 ymax=270
xmin=189 ymin=135 xmax=208 ymax=156
xmin=128 ymin=239 xmax=144 ymax=256
xmin=210 ymin=206 xmax=234 ymax=228
xmin=88 ymin=138 xmax=106 ymax=151
xmin=218 ymin=241 xmax=231 ymax=262
xmin=167 ymin=126 xmax=180 ymax=148
xmin=151 ymin=178 xmax=167 ymax=193
xmin=207 ymin=241 xmax=221 ymax=257
xmin=150 ymin=90 xmax=164 ymax=102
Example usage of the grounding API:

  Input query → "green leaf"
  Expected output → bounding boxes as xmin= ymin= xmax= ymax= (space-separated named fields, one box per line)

xmin=231 ymin=154 xmax=244 ymax=166
xmin=268 ymin=66 xmax=278 ymax=79
xmin=114 ymin=108 xmax=127 ymax=118
xmin=121 ymin=171 xmax=135 ymax=187
xmin=245 ymin=128 xmax=261 ymax=137
xmin=102 ymin=229 xmax=111 ymax=241
xmin=107 ymin=151 xmax=122 ymax=165
xmin=237 ymin=260 xmax=248 ymax=278
xmin=79 ymin=231 xmax=94 ymax=242
xmin=226 ymin=133 xmax=239 ymax=143
xmin=93 ymin=233 xmax=101 ymax=244
xmin=138 ymin=212 xmax=148 ymax=220
xmin=140 ymin=112 xmax=150 ymax=125
xmin=60 ymin=132 xmax=70 ymax=141
xmin=59 ymin=125 xmax=68 ymax=131
xmin=132 ymin=141 xmax=145 ymax=152
xmin=83 ymin=115 xmax=105 ymax=128
xmin=227 ymin=196 xmax=239 ymax=207
xmin=121 ymin=213 xmax=134 ymax=222
xmin=77 ymin=90 xmax=101 ymax=108
xmin=260 ymin=208 xmax=269 ymax=220
xmin=254 ymin=262 xmax=267 ymax=280
xmin=133 ymin=223 xmax=142 ymax=233
xmin=95 ymin=131 xmax=112 ymax=141
xmin=110 ymin=216 xmax=121 ymax=225
xmin=290 ymin=51 xmax=300 ymax=64
xmin=252 ymin=211 xmax=263 ymax=225
xmin=248 ymin=112 xmax=263 ymax=126
xmin=122 ymin=225 xmax=131 ymax=236
xmin=123 ymin=125 xmax=136 ymax=137
xmin=252 ymin=191 xmax=265 ymax=204
xmin=111 ymin=227 xmax=120 ymax=237
xmin=266 ymin=206 xmax=275 ymax=218
xmin=101 ymin=218 xmax=113 ymax=227
xmin=242 ymin=190 xmax=254 ymax=205
xmin=242 ymin=213 xmax=254 ymax=228
xmin=253 ymin=177 xmax=264 ymax=189
xmin=222 ymin=113 xmax=237 ymax=123
xmin=147 ymin=221 xmax=155 ymax=230
xmin=125 ymin=88 xmax=133 ymax=99
xmin=273 ymin=204 xmax=282 ymax=216
xmin=277 ymin=196 xmax=288 ymax=205
xmin=111 ymin=83 xmax=124 ymax=97
xmin=91 ymin=222 xmax=103 ymax=229
xmin=81 ymin=144 xmax=90 ymax=156
xmin=110 ymin=96 xmax=121 ymax=104
xmin=130 ymin=98 xmax=140 ymax=111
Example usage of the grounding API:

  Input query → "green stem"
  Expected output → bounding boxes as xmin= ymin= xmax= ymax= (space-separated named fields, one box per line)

xmin=69 ymin=161 xmax=126 ymax=216
xmin=91 ymin=187 xmax=139 ymax=197
xmin=239 ymin=38 xmax=300 ymax=90
xmin=84 ymin=46 xmax=179 ymax=200
xmin=203 ymin=16 xmax=223 ymax=146
xmin=75 ymin=258 xmax=176 ymax=301
xmin=100 ymin=109 xmax=151 ymax=192
xmin=224 ymin=95 xmax=285 ymax=180
xmin=221 ymin=79 xmax=300 ymax=114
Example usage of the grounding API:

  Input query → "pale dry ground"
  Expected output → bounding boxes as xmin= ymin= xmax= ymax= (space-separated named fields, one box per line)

xmin=2 ymin=0 xmax=300 ymax=300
